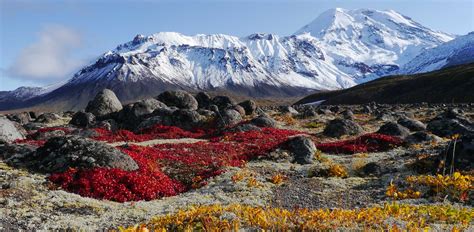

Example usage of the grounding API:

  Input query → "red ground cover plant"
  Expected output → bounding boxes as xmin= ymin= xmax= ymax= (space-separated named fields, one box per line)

xmin=92 ymin=125 xmax=208 ymax=143
xmin=316 ymin=133 xmax=403 ymax=154
xmin=48 ymin=127 xmax=302 ymax=202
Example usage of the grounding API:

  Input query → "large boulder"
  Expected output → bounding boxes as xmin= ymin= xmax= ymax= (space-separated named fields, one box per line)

xmin=195 ymin=92 xmax=212 ymax=109
xmin=131 ymin=98 xmax=167 ymax=117
xmin=238 ymin=100 xmax=257 ymax=115
xmin=33 ymin=136 xmax=138 ymax=173
xmin=216 ymin=109 xmax=242 ymax=128
xmin=397 ymin=117 xmax=426 ymax=132
xmin=323 ymin=119 xmax=364 ymax=138
xmin=69 ymin=111 xmax=96 ymax=128
xmin=172 ymin=109 xmax=204 ymax=130
xmin=286 ymin=136 xmax=316 ymax=164
xmin=0 ymin=117 xmax=26 ymax=143
xmin=156 ymin=90 xmax=198 ymax=110
xmin=0 ymin=143 xmax=36 ymax=167
xmin=251 ymin=115 xmax=277 ymax=128
xmin=377 ymin=122 xmax=410 ymax=138
xmin=7 ymin=112 xmax=31 ymax=125
xmin=85 ymin=89 xmax=123 ymax=117
xmin=212 ymin=96 xmax=235 ymax=110
xmin=442 ymin=133 xmax=474 ymax=171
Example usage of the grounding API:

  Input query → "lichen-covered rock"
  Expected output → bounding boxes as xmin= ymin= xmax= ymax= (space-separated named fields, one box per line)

xmin=323 ymin=119 xmax=363 ymax=138
xmin=397 ymin=117 xmax=426 ymax=132
xmin=286 ymin=136 xmax=316 ymax=164
xmin=132 ymin=98 xmax=167 ymax=117
xmin=405 ymin=131 xmax=442 ymax=144
xmin=280 ymin=106 xmax=299 ymax=115
xmin=69 ymin=111 xmax=96 ymax=128
xmin=33 ymin=136 xmax=138 ymax=173
xmin=7 ymin=112 xmax=31 ymax=125
xmin=377 ymin=122 xmax=410 ymax=138
xmin=35 ymin=113 xmax=62 ymax=124
xmin=212 ymin=96 xmax=235 ymax=110
xmin=156 ymin=90 xmax=198 ymax=110
xmin=442 ymin=132 xmax=474 ymax=171
xmin=0 ymin=117 xmax=26 ymax=143
xmin=195 ymin=92 xmax=212 ymax=109
xmin=85 ymin=89 xmax=123 ymax=117
xmin=172 ymin=109 xmax=205 ymax=130
xmin=251 ymin=115 xmax=277 ymax=128
xmin=231 ymin=105 xmax=246 ymax=116
xmin=427 ymin=109 xmax=473 ymax=137
xmin=238 ymin=100 xmax=257 ymax=115
xmin=216 ymin=109 xmax=242 ymax=128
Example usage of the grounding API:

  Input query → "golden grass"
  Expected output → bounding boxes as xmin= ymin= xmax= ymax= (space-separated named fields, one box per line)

xmin=118 ymin=203 xmax=473 ymax=231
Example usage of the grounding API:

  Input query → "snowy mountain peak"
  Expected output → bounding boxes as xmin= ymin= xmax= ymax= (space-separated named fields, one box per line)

xmin=400 ymin=32 xmax=474 ymax=74
xmin=294 ymin=8 xmax=454 ymax=81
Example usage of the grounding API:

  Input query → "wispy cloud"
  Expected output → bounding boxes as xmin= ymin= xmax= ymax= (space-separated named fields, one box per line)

xmin=6 ymin=24 xmax=85 ymax=83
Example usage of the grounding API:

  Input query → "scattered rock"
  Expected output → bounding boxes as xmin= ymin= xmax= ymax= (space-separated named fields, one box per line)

xmin=377 ymin=122 xmax=410 ymax=138
xmin=36 ymin=113 xmax=61 ymax=124
xmin=442 ymin=133 xmax=474 ymax=171
xmin=238 ymin=100 xmax=257 ymax=115
xmin=33 ymin=136 xmax=138 ymax=173
xmin=85 ymin=89 xmax=123 ymax=117
xmin=32 ymin=129 xmax=67 ymax=141
xmin=427 ymin=110 xmax=473 ymax=137
xmin=341 ymin=110 xmax=354 ymax=119
xmin=0 ymin=143 xmax=36 ymax=167
xmin=361 ymin=162 xmax=382 ymax=176
xmin=0 ymin=117 xmax=26 ymax=143
xmin=280 ymin=106 xmax=299 ymax=115
xmin=286 ymin=136 xmax=316 ymax=164
xmin=323 ymin=119 xmax=364 ymax=138
xmin=69 ymin=111 xmax=96 ymax=128
xmin=156 ymin=90 xmax=198 ymax=110
xmin=405 ymin=132 xmax=442 ymax=144
xmin=96 ymin=119 xmax=118 ymax=132
xmin=397 ymin=117 xmax=426 ymax=132
xmin=251 ymin=115 xmax=277 ymax=128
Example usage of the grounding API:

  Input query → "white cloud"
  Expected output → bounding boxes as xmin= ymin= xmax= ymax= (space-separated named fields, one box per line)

xmin=7 ymin=24 xmax=84 ymax=82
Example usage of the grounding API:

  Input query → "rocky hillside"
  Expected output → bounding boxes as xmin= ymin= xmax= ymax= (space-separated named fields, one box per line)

xmin=295 ymin=63 xmax=474 ymax=105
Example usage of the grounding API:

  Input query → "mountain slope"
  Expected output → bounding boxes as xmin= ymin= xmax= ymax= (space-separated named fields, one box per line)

xmin=295 ymin=8 xmax=453 ymax=81
xmin=399 ymin=32 xmax=474 ymax=74
xmin=295 ymin=63 xmax=474 ymax=105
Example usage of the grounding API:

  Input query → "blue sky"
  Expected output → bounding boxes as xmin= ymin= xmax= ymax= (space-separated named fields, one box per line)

xmin=1 ymin=0 xmax=473 ymax=91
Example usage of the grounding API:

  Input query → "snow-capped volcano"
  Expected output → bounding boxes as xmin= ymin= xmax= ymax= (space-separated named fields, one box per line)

xmin=69 ymin=32 xmax=356 ymax=92
xmin=295 ymin=8 xmax=454 ymax=81
xmin=0 ymin=8 xmax=459 ymax=111
xmin=400 ymin=32 xmax=474 ymax=74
